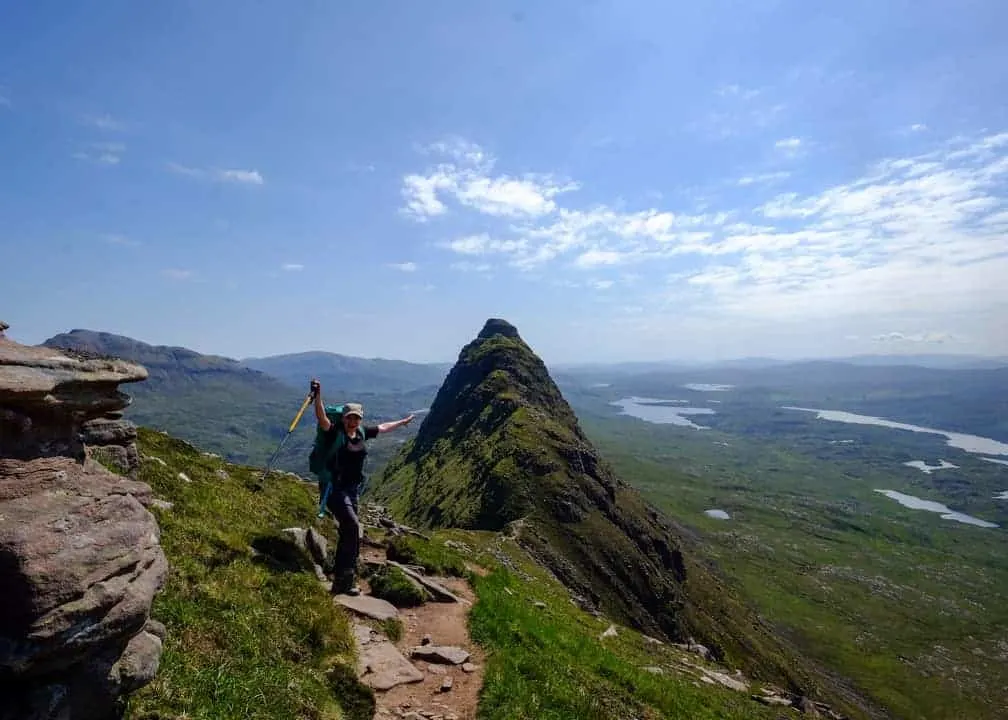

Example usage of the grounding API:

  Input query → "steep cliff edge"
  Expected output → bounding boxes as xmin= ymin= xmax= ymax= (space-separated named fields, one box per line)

xmin=0 ymin=325 xmax=167 ymax=720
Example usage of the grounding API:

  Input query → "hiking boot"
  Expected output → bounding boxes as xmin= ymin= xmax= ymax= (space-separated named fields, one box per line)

xmin=331 ymin=571 xmax=360 ymax=596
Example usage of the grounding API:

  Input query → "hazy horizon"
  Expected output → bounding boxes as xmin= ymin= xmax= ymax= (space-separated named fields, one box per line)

xmin=12 ymin=323 xmax=1008 ymax=369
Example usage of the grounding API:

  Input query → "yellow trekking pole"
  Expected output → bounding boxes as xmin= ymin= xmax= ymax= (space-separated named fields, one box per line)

xmin=260 ymin=388 xmax=316 ymax=484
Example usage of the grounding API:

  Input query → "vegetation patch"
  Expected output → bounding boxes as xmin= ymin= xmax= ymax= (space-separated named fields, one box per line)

xmin=364 ymin=564 xmax=429 ymax=607
xmin=385 ymin=535 xmax=469 ymax=578
xmin=458 ymin=532 xmax=785 ymax=720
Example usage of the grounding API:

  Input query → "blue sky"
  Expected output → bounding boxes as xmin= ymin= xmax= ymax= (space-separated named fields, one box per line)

xmin=2 ymin=0 xmax=1006 ymax=364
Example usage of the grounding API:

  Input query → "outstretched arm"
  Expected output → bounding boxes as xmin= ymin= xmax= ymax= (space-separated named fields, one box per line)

xmin=311 ymin=379 xmax=331 ymax=431
xmin=377 ymin=414 xmax=415 ymax=434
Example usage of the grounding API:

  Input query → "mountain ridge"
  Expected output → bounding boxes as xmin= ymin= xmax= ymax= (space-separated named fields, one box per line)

xmin=372 ymin=317 xmax=880 ymax=719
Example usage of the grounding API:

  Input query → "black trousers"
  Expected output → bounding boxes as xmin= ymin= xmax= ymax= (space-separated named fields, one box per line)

xmin=325 ymin=485 xmax=361 ymax=583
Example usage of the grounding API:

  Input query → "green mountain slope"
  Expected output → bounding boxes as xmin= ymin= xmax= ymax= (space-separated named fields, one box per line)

xmin=243 ymin=350 xmax=450 ymax=394
xmin=41 ymin=329 xmax=431 ymax=476
xmin=117 ymin=426 xmax=820 ymax=720
xmin=372 ymin=318 xmax=882 ymax=720
xmin=121 ymin=427 xmax=374 ymax=720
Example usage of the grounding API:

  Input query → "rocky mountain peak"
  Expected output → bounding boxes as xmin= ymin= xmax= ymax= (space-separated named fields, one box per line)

xmin=476 ymin=317 xmax=521 ymax=340
xmin=0 ymin=330 xmax=167 ymax=720
xmin=373 ymin=320 xmax=834 ymax=699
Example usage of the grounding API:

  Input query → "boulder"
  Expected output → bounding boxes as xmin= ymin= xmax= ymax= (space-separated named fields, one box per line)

xmin=0 ymin=330 xmax=167 ymax=720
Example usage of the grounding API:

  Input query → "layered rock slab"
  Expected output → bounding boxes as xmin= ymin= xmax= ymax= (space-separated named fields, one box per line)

xmin=0 ymin=329 xmax=167 ymax=720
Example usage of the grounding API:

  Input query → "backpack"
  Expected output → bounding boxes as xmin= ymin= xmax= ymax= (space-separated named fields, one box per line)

xmin=309 ymin=404 xmax=367 ymax=517
xmin=308 ymin=404 xmax=348 ymax=477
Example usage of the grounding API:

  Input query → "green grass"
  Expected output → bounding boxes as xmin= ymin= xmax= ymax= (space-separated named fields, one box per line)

xmin=578 ymin=411 xmax=1008 ymax=720
xmin=122 ymin=428 xmax=374 ymax=720
xmin=385 ymin=534 xmax=470 ymax=578
xmin=363 ymin=564 xmax=429 ymax=607
xmin=417 ymin=532 xmax=787 ymax=720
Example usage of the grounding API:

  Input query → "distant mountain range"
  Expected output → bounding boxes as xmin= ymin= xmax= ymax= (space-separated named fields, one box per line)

xmin=41 ymin=329 xmax=435 ymax=474
xmin=242 ymin=350 xmax=451 ymax=394
xmin=555 ymin=353 xmax=1008 ymax=373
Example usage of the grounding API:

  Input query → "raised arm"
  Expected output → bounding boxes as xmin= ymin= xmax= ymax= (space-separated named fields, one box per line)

xmin=377 ymin=413 xmax=415 ymax=434
xmin=311 ymin=379 xmax=331 ymax=431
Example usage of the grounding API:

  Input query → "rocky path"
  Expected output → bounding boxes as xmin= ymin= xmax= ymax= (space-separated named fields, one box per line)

xmin=335 ymin=544 xmax=486 ymax=720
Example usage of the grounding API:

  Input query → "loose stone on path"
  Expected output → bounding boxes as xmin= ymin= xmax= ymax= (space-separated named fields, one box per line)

xmin=334 ymin=593 xmax=400 ymax=621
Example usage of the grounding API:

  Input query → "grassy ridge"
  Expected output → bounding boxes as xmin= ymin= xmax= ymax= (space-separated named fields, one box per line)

xmin=121 ymin=428 xmax=374 ymax=720
xmin=404 ymin=530 xmax=789 ymax=720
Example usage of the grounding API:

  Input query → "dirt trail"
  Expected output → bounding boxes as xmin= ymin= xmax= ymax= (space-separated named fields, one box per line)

xmin=356 ymin=546 xmax=486 ymax=720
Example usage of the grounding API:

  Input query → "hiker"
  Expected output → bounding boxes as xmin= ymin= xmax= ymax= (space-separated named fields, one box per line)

xmin=309 ymin=378 xmax=415 ymax=595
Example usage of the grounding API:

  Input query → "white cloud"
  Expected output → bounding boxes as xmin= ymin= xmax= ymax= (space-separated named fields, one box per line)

xmin=401 ymin=139 xmax=579 ymax=220
xmin=217 ymin=169 xmax=264 ymax=185
xmin=402 ymin=131 xmax=1008 ymax=347
xmin=774 ymin=137 xmax=805 ymax=158
xmin=282 ymin=263 xmax=304 ymax=271
xmin=168 ymin=162 xmax=264 ymax=185
xmin=737 ymin=171 xmax=791 ymax=186
xmin=440 ymin=233 xmax=528 ymax=257
xmin=910 ymin=123 xmax=928 ymax=132
xmin=389 ymin=262 xmax=417 ymax=272
xmin=574 ymin=249 xmax=626 ymax=268
xmin=592 ymin=280 xmax=615 ymax=290
xmin=872 ymin=332 xmax=955 ymax=344
xmin=162 ymin=268 xmax=194 ymax=281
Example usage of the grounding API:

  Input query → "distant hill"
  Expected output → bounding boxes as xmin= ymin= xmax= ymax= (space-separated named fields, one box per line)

xmin=41 ymin=329 xmax=432 ymax=475
xmin=371 ymin=318 xmax=877 ymax=719
xmin=242 ymin=351 xmax=451 ymax=393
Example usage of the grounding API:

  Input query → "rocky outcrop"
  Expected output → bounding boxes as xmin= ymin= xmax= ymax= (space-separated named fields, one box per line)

xmin=0 ymin=328 xmax=168 ymax=720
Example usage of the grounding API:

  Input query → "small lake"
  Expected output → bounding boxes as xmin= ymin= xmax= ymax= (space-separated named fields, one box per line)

xmin=783 ymin=407 xmax=1008 ymax=457
xmin=874 ymin=489 xmax=998 ymax=528
xmin=684 ymin=383 xmax=734 ymax=392
xmin=611 ymin=396 xmax=717 ymax=429
xmin=903 ymin=460 xmax=959 ymax=474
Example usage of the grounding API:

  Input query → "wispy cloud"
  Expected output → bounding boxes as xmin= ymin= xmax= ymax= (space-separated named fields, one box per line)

xmin=162 ymin=268 xmax=194 ymax=281
xmin=167 ymin=162 xmax=264 ymax=185
xmin=774 ymin=137 xmax=805 ymax=158
xmin=103 ymin=234 xmax=139 ymax=247
xmin=389 ymin=261 xmax=418 ymax=272
xmin=737 ymin=171 xmax=791 ymax=186
xmin=872 ymin=332 xmax=955 ymax=344
xmin=910 ymin=123 xmax=928 ymax=133
xmin=74 ymin=141 xmax=126 ymax=166
xmin=281 ymin=263 xmax=304 ymax=271
xmin=401 ymin=138 xmax=579 ymax=221
xmin=716 ymin=84 xmax=762 ymax=101
xmin=83 ymin=113 xmax=127 ymax=132
xmin=688 ymin=83 xmax=786 ymax=140
xmin=402 ymin=132 xmax=1008 ymax=331
xmin=0 ymin=93 xmax=10 ymax=108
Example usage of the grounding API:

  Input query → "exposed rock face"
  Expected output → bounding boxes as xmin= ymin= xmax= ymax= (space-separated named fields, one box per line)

xmin=0 ymin=330 xmax=168 ymax=720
